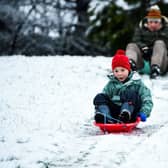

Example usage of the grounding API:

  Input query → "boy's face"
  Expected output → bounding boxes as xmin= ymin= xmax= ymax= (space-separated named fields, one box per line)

xmin=113 ymin=67 xmax=129 ymax=82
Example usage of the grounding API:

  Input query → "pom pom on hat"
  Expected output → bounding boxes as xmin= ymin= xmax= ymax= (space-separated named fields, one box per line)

xmin=150 ymin=5 xmax=160 ymax=11
xmin=115 ymin=49 xmax=125 ymax=55
xmin=112 ymin=49 xmax=131 ymax=71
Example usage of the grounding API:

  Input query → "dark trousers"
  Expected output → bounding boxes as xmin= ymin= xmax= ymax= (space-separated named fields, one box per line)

xmin=93 ymin=90 xmax=141 ymax=122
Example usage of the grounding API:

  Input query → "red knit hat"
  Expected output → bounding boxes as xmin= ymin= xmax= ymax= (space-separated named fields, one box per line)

xmin=112 ymin=49 xmax=131 ymax=71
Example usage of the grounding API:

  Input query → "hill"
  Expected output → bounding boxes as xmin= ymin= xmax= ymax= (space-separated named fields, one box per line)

xmin=0 ymin=56 xmax=168 ymax=168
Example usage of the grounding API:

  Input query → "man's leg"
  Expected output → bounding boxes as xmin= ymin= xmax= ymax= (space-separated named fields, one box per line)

xmin=126 ymin=43 xmax=144 ymax=70
xmin=151 ymin=40 xmax=168 ymax=75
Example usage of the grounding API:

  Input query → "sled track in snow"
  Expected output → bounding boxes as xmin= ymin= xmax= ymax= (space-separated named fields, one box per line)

xmin=67 ymin=116 xmax=168 ymax=168
xmin=133 ymin=120 xmax=168 ymax=137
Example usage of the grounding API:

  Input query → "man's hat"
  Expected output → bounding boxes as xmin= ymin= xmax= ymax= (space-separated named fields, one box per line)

xmin=146 ymin=5 xmax=162 ymax=19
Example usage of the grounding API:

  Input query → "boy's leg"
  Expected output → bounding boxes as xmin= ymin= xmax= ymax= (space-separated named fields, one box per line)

xmin=120 ymin=89 xmax=141 ymax=122
xmin=93 ymin=93 xmax=113 ymax=123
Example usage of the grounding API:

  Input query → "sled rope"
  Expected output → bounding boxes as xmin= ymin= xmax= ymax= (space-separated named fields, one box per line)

xmin=103 ymin=111 xmax=107 ymax=133
xmin=103 ymin=111 xmax=126 ymax=133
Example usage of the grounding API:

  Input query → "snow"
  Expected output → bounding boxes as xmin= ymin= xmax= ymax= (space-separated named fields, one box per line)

xmin=0 ymin=55 xmax=168 ymax=168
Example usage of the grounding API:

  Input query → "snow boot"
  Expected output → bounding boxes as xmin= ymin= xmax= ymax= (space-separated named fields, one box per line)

xmin=150 ymin=64 xmax=160 ymax=79
xmin=94 ymin=105 xmax=114 ymax=124
xmin=119 ymin=102 xmax=134 ymax=123
xmin=129 ymin=59 xmax=137 ymax=71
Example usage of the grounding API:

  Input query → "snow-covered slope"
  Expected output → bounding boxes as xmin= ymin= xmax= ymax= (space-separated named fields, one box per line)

xmin=0 ymin=56 xmax=168 ymax=168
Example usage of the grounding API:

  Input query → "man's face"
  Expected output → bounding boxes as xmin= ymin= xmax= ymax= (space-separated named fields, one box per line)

xmin=147 ymin=19 xmax=162 ymax=31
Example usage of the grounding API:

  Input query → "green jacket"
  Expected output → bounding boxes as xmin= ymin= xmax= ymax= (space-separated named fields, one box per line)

xmin=132 ymin=16 xmax=168 ymax=49
xmin=103 ymin=72 xmax=153 ymax=117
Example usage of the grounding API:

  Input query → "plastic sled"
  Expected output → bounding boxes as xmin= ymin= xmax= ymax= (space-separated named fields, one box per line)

xmin=94 ymin=117 xmax=141 ymax=133
xmin=138 ymin=60 xmax=150 ymax=74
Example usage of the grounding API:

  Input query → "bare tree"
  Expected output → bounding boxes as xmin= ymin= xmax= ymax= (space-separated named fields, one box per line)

xmin=0 ymin=0 xmax=108 ymax=56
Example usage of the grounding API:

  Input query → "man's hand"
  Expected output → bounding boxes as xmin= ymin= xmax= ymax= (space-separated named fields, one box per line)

xmin=141 ymin=46 xmax=149 ymax=54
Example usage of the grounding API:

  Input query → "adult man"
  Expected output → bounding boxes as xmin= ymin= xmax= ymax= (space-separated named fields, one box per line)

xmin=126 ymin=5 xmax=168 ymax=79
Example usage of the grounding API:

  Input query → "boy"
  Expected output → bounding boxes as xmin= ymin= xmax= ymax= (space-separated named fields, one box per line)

xmin=93 ymin=49 xmax=153 ymax=123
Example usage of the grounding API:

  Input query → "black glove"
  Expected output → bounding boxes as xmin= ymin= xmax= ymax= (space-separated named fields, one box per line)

xmin=141 ymin=46 xmax=149 ymax=54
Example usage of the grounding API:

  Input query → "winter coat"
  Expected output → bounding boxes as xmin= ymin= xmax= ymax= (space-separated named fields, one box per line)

xmin=102 ymin=72 xmax=153 ymax=117
xmin=132 ymin=16 xmax=168 ymax=49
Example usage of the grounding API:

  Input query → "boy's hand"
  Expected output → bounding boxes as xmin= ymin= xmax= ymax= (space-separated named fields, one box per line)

xmin=138 ymin=112 xmax=147 ymax=122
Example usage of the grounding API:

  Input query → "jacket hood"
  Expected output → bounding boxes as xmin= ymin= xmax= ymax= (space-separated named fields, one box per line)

xmin=139 ymin=15 xmax=168 ymax=29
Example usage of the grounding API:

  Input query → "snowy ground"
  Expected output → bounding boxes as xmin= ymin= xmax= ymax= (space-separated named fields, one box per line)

xmin=0 ymin=56 xmax=168 ymax=168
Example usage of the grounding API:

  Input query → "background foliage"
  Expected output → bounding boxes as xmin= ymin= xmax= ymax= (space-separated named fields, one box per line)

xmin=0 ymin=0 xmax=168 ymax=56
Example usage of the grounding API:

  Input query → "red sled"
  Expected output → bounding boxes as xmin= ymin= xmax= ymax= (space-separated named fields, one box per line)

xmin=94 ymin=117 xmax=141 ymax=133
